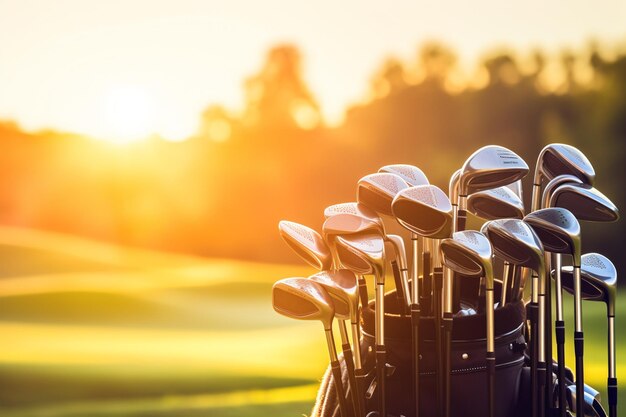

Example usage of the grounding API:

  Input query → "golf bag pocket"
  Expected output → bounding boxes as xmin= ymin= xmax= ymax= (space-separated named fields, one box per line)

xmin=312 ymin=289 xmax=527 ymax=417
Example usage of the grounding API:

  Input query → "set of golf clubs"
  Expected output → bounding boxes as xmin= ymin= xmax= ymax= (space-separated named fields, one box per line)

xmin=272 ymin=143 xmax=619 ymax=417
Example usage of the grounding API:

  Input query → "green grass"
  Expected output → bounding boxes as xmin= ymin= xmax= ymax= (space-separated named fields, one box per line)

xmin=0 ymin=226 xmax=623 ymax=416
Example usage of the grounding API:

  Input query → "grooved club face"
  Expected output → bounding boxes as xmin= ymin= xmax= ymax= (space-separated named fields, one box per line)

xmin=272 ymin=277 xmax=335 ymax=329
xmin=560 ymin=253 xmax=617 ymax=316
xmin=379 ymin=164 xmax=429 ymax=187
xmin=357 ymin=172 xmax=409 ymax=216
xmin=541 ymin=174 xmax=583 ymax=209
xmin=335 ymin=234 xmax=385 ymax=281
xmin=535 ymin=143 xmax=595 ymax=185
xmin=484 ymin=219 xmax=544 ymax=271
xmin=524 ymin=208 xmax=581 ymax=261
xmin=278 ymin=221 xmax=332 ymax=270
xmin=459 ymin=145 xmax=529 ymax=196
xmin=322 ymin=213 xmax=384 ymax=238
xmin=550 ymin=183 xmax=619 ymax=222
xmin=391 ymin=184 xmax=453 ymax=238
xmin=440 ymin=231 xmax=494 ymax=281
xmin=309 ymin=269 xmax=359 ymax=320
xmin=467 ymin=184 xmax=525 ymax=220
xmin=324 ymin=202 xmax=382 ymax=226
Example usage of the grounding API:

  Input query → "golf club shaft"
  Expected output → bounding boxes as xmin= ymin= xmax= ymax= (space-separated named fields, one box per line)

xmin=350 ymin=321 xmax=365 ymax=417
xmin=375 ymin=278 xmax=386 ymax=417
xmin=544 ymin=254 xmax=554 ymax=411
xmin=411 ymin=233 xmax=421 ymax=417
xmin=573 ymin=265 xmax=584 ymax=417
xmin=338 ymin=320 xmax=359 ymax=417
xmin=391 ymin=260 xmax=407 ymax=317
xmin=553 ymin=254 xmax=567 ymax=417
xmin=501 ymin=261 xmax=511 ymax=306
xmin=486 ymin=284 xmax=495 ymax=417
xmin=608 ymin=315 xmax=617 ymax=417
xmin=325 ymin=328 xmax=349 ymax=417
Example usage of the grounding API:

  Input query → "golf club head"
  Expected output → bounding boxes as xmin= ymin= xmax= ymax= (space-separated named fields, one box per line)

xmin=323 ymin=202 xmax=382 ymax=225
xmin=309 ymin=269 xmax=359 ymax=322
xmin=391 ymin=184 xmax=453 ymax=238
xmin=379 ymin=164 xmax=429 ymax=186
xmin=387 ymin=233 xmax=408 ymax=269
xmin=541 ymin=174 xmax=583 ymax=209
xmin=566 ymin=384 xmax=606 ymax=417
xmin=357 ymin=172 xmax=409 ymax=216
xmin=272 ymin=277 xmax=335 ymax=329
xmin=278 ymin=221 xmax=333 ymax=270
xmin=505 ymin=179 xmax=524 ymax=200
xmin=559 ymin=253 xmax=617 ymax=316
xmin=335 ymin=234 xmax=386 ymax=283
xmin=550 ymin=183 xmax=619 ymax=222
xmin=524 ymin=207 xmax=581 ymax=262
xmin=323 ymin=213 xmax=384 ymax=238
xmin=467 ymin=185 xmax=525 ymax=220
xmin=534 ymin=143 xmax=595 ymax=186
xmin=440 ymin=231 xmax=494 ymax=281
xmin=459 ymin=145 xmax=529 ymax=196
xmin=484 ymin=219 xmax=545 ymax=272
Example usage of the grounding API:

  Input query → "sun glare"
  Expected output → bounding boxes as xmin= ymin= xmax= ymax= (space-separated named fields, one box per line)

xmin=102 ymin=86 xmax=156 ymax=144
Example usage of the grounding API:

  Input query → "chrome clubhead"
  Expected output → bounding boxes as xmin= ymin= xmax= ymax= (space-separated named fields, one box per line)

xmin=524 ymin=208 xmax=581 ymax=262
xmin=272 ymin=277 xmax=335 ymax=329
xmin=550 ymin=183 xmax=619 ymax=222
xmin=541 ymin=174 xmax=583 ymax=208
xmin=392 ymin=184 xmax=453 ymax=239
xmin=324 ymin=202 xmax=382 ymax=225
xmin=484 ymin=219 xmax=544 ymax=271
xmin=309 ymin=270 xmax=359 ymax=321
xmin=323 ymin=213 xmax=384 ymax=237
xmin=560 ymin=253 xmax=617 ymax=316
xmin=278 ymin=221 xmax=333 ymax=270
xmin=459 ymin=145 xmax=529 ymax=196
xmin=467 ymin=185 xmax=525 ymax=220
xmin=440 ymin=231 xmax=494 ymax=280
xmin=534 ymin=143 xmax=595 ymax=186
xmin=357 ymin=172 xmax=409 ymax=216
xmin=379 ymin=164 xmax=429 ymax=186
xmin=335 ymin=234 xmax=386 ymax=283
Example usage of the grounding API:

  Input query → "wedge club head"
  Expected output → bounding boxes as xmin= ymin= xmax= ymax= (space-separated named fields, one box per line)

xmin=278 ymin=221 xmax=333 ymax=270
xmin=357 ymin=172 xmax=409 ymax=216
xmin=467 ymin=184 xmax=525 ymax=220
xmin=379 ymin=164 xmax=429 ymax=187
xmin=549 ymin=183 xmax=619 ymax=222
xmin=272 ymin=277 xmax=335 ymax=329
xmin=392 ymin=184 xmax=454 ymax=239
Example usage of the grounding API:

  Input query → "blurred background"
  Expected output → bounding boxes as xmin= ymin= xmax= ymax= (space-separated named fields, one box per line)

xmin=0 ymin=0 xmax=625 ymax=416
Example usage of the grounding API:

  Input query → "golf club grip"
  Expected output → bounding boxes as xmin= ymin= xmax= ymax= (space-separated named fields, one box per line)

xmin=341 ymin=343 xmax=359 ymax=417
xmin=544 ymin=278 xmax=554 ymax=411
xmin=528 ymin=302 xmax=538 ymax=417
xmin=443 ymin=314 xmax=453 ymax=417
xmin=376 ymin=345 xmax=386 ymax=417
xmin=355 ymin=369 xmax=367 ymax=417
xmin=575 ymin=331 xmax=584 ymax=417
xmin=487 ymin=352 xmax=495 ymax=417
xmin=538 ymin=362 xmax=546 ymax=417
xmin=390 ymin=261 xmax=407 ymax=317
xmin=411 ymin=304 xmax=420 ymax=417
xmin=608 ymin=377 xmax=617 ymax=417
xmin=555 ymin=320 xmax=567 ymax=417
xmin=358 ymin=276 xmax=369 ymax=308
xmin=457 ymin=209 xmax=467 ymax=231
xmin=330 ymin=359 xmax=349 ymax=417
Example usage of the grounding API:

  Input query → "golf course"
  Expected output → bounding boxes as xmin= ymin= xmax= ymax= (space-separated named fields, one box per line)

xmin=0 ymin=226 xmax=623 ymax=416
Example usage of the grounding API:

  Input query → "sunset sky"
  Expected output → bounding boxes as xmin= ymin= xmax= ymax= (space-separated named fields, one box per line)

xmin=1 ymin=0 xmax=625 ymax=142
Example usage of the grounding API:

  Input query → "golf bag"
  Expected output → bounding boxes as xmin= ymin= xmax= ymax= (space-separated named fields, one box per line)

xmin=311 ymin=286 xmax=530 ymax=417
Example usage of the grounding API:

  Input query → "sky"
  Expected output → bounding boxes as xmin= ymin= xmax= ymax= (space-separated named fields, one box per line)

xmin=1 ymin=0 xmax=625 ymax=142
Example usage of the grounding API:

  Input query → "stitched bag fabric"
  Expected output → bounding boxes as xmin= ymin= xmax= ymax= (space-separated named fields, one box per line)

xmin=311 ymin=289 xmax=528 ymax=417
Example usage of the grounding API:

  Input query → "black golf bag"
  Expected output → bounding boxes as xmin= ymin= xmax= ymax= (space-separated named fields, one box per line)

xmin=311 ymin=285 xmax=535 ymax=417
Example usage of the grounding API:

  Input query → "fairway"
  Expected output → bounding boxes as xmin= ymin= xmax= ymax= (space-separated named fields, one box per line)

xmin=0 ymin=226 xmax=623 ymax=416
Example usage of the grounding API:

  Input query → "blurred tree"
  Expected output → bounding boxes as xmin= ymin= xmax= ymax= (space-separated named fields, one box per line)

xmin=243 ymin=45 xmax=321 ymax=133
